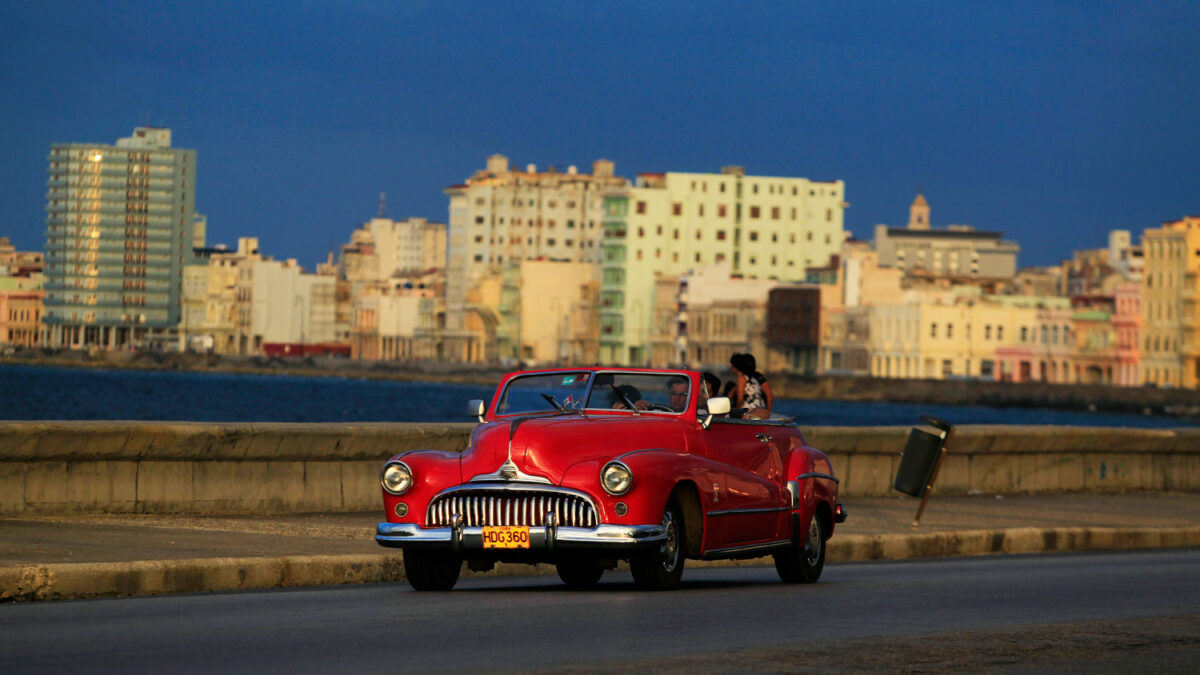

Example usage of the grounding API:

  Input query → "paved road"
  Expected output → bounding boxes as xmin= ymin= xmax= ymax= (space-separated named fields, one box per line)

xmin=2 ymin=550 xmax=1198 ymax=673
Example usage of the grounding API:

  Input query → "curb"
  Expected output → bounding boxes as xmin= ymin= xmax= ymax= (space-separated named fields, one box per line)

xmin=4 ymin=524 xmax=1199 ymax=602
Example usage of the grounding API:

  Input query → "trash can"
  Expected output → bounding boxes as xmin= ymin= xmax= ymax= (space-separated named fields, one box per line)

xmin=894 ymin=415 xmax=954 ymax=525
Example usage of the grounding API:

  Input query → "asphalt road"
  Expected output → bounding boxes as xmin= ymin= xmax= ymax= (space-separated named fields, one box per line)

xmin=3 ymin=550 xmax=1199 ymax=673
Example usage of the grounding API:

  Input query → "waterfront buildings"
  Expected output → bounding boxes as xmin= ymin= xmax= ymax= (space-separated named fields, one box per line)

xmin=599 ymin=167 xmax=847 ymax=365
xmin=1140 ymin=216 xmax=1200 ymax=387
xmin=873 ymin=194 xmax=1019 ymax=279
xmin=0 ymin=237 xmax=45 ymax=349
xmin=43 ymin=127 xmax=201 ymax=349
xmin=441 ymin=155 xmax=628 ymax=362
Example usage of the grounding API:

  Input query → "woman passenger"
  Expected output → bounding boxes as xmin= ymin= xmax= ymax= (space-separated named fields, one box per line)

xmin=730 ymin=353 xmax=773 ymax=419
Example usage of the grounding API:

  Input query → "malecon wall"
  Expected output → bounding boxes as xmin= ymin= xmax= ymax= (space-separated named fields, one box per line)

xmin=1 ymin=422 xmax=1198 ymax=515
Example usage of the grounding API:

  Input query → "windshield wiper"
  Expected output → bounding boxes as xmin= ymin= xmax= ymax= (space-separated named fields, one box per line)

xmin=539 ymin=394 xmax=586 ymax=417
xmin=610 ymin=384 xmax=640 ymax=415
xmin=540 ymin=393 xmax=564 ymax=412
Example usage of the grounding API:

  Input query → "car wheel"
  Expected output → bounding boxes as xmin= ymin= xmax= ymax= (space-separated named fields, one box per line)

xmin=774 ymin=512 xmax=825 ymax=583
xmin=556 ymin=560 xmax=605 ymax=588
xmin=630 ymin=498 xmax=686 ymax=590
xmin=403 ymin=549 xmax=462 ymax=591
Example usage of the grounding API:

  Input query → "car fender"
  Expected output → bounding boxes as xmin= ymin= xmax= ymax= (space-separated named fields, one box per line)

xmin=381 ymin=449 xmax=462 ymax=524
xmin=559 ymin=449 xmax=721 ymax=525
xmin=784 ymin=447 xmax=840 ymax=534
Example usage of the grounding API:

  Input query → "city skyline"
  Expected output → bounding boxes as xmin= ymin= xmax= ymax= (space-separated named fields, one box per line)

xmin=2 ymin=2 xmax=1198 ymax=269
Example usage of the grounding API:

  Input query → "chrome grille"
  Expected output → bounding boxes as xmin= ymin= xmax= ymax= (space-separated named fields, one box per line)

xmin=427 ymin=490 xmax=597 ymax=528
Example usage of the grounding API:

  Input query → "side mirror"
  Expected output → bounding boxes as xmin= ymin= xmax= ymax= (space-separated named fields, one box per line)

xmin=467 ymin=399 xmax=486 ymax=423
xmin=700 ymin=396 xmax=730 ymax=429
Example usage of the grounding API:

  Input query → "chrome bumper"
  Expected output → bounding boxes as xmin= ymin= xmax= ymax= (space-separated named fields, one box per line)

xmin=376 ymin=522 xmax=666 ymax=553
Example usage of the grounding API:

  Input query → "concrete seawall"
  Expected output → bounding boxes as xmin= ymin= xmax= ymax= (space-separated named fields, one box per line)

xmin=1 ymin=422 xmax=1198 ymax=516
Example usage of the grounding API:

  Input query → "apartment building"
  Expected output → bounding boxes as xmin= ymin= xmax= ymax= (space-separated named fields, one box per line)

xmin=599 ymin=167 xmax=846 ymax=365
xmin=1141 ymin=215 xmax=1200 ymax=387
xmin=441 ymin=155 xmax=628 ymax=362
xmin=0 ymin=237 xmax=44 ymax=349
xmin=43 ymin=127 xmax=201 ymax=349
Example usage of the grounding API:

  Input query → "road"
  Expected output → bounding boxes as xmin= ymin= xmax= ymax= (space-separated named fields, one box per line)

xmin=2 ymin=550 xmax=1199 ymax=673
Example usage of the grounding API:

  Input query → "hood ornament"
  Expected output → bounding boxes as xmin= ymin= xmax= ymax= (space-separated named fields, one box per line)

xmin=467 ymin=417 xmax=553 ymax=484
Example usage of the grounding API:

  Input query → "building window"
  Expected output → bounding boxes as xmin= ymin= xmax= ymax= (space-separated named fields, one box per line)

xmin=717 ymin=230 xmax=726 ymax=241
xmin=930 ymin=323 xmax=937 ymax=338
xmin=636 ymin=201 xmax=646 ymax=214
xmin=672 ymin=203 xmax=682 ymax=216
xmin=749 ymin=206 xmax=760 ymax=219
xmin=749 ymin=231 xmax=758 ymax=242
xmin=718 ymin=205 xmax=727 ymax=217
xmin=771 ymin=207 xmax=780 ymax=219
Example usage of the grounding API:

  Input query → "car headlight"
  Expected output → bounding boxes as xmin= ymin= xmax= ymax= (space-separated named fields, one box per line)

xmin=601 ymin=461 xmax=633 ymax=495
xmin=381 ymin=461 xmax=413 ymax=495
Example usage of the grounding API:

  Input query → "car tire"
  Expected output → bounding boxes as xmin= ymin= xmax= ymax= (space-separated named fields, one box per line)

xmin=630 ymin=498 xmax=686 ymax=590
xmin=774 ymin=512 xmax=825 ymax=583
xmin=403 ymin=549 xmax=462 ymax=591
xmin=556 ymin=560 xmax=605 ymax=588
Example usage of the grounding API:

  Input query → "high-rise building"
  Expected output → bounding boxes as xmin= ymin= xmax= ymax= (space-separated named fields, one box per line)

xmin=43 ymin=127 xmax=200 ymax=349
xmin=599 ymin=167 xmax=847 ymax=365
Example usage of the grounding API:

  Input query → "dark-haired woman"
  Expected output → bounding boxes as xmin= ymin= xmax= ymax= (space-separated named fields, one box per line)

xmin=730 ymin=352 xmax=773 ymax=419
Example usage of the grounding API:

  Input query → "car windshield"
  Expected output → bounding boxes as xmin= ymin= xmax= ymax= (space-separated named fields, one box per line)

xmin=494 ymin=371 xmax=693 ymax=416
xmin=584 ymin=372 xmax=691 ymax=413
xmin=495 ymin=372 xmax=593 ymax=415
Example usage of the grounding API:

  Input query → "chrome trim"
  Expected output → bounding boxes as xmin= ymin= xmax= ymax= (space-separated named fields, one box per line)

xmin=425 ymin=484 xmax=599 ymax=529
xmin=707 ymin=506 xmax=791 ymax=517
xmin=796 ymin=472 xmax=840 ymax=484
xmin=786 ymin=480 xmax=800 ymax=509
xmin=600 ymin=460 xmax=633 ymax=496
xmin=468 ymin=460 xmax=553 ymax=485
xmin=755 ymin=433 xmax=772 ymax=443
xmin=701 ymin=538 xmax=793 ymax=560
xmin=380 ymin=461 xmax=413 ymax=496
xmin=375 ymin=522 xmax=667 ymax=550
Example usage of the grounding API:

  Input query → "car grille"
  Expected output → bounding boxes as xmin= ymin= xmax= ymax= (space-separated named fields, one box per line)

xmin=427 ymin=490 xmax=597 ymax=528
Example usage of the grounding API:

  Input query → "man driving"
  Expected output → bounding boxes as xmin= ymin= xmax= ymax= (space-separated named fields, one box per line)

xmin=666 ymin=376 xmax=690 ymax=412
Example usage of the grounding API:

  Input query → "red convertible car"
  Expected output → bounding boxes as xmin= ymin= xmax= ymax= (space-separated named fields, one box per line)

xmin=376 ymin=368 xmax=845 ymax=590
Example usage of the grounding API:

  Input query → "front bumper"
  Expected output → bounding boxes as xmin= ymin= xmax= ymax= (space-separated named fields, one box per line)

xmin=376 ymin=522 xmax=666 ymax=554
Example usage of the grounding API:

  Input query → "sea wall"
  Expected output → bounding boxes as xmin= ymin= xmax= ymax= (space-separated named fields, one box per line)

xmin=1 ymin=422 xmax=1198 ymax=515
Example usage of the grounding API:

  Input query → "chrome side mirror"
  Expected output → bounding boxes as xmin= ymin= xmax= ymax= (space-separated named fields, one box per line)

xmin=467 ymin=399 xmax=486 ymax=423
xmin=700 ymin=396 xmax=730 ymax=429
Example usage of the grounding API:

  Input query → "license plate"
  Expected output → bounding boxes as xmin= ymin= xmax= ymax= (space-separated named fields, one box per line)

xmin=482 ymin=526 xmax=531 ymax=549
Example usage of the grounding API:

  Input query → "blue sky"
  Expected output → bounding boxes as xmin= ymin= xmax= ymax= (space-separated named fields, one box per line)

xmin=2 ymin=1 xmax=1197 ymax=268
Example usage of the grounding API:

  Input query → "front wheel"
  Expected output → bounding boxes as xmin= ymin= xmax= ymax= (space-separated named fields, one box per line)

xmin=774 ymin=512 xmax=826 ymax=583
xmin=630 ymin=499 xmax=686 ymax=590
xmin=404 ymin=549 xmax=462 ymax=591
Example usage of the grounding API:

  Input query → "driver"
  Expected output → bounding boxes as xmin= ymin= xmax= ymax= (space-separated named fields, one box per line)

xmin=666 ymin=376 xmax=690 ymax=412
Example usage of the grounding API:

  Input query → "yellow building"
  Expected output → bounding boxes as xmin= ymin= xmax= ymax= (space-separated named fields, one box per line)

xmin=869 ymin=289 xmax=1048 ymax=380
xmin=1141 ymin=216 xmax=1200 ymax=387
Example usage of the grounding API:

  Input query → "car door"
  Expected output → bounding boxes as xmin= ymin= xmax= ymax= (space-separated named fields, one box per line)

xmin=701 ymin=417 xmax=785 ymax=545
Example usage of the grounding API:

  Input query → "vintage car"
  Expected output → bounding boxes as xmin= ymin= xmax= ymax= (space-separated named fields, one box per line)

xmin=376 ymin=368 xmax=845 ymax=590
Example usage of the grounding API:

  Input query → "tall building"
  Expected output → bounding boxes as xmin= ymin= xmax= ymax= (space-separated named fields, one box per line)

xmin=43 ymin=127 xmax=200 ymax=349
xmin=1141 ymin=215 xmax=1200 ymax=387
xmin=441 ymin=155 xmax=628 ymax=362
xmin=599 ymin=167 xmax=846 ymax=365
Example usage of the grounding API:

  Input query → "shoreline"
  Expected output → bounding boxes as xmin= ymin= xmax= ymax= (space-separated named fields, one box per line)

xmin=4 ymin=349 xmax=1199 ymax=420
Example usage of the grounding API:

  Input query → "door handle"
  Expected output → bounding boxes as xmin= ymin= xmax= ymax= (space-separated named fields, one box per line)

xmin=755 ymin=433 xmax=772 ymax=443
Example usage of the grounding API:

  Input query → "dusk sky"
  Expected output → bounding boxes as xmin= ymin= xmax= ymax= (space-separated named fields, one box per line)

xmin=2 ymin=1 xmax=1197 ymax=268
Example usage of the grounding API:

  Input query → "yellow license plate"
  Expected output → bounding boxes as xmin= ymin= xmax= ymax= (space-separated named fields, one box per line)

xmin=482 ymin=526 xmax=531 ymax=549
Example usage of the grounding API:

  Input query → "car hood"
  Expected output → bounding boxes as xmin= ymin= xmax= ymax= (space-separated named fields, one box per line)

xmin=461 ymin=414 xmax=688 ymax=485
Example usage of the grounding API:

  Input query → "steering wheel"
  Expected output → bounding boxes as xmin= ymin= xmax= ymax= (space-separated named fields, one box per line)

xmin=646 ymin=403 xmax=675 ymax=412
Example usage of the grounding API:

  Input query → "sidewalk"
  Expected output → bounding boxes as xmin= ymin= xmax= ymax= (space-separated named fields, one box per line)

xmin=3 ymin=492 xmax=1200 ymax=601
